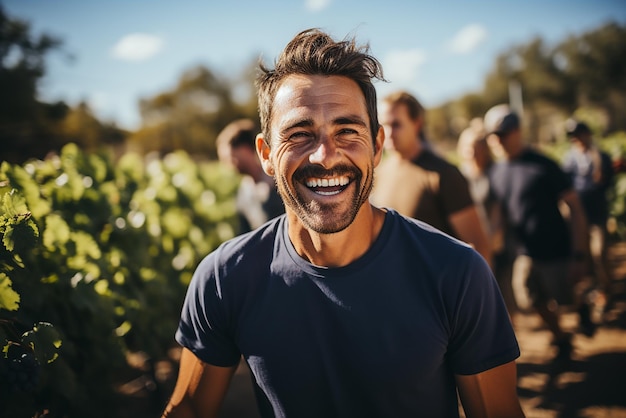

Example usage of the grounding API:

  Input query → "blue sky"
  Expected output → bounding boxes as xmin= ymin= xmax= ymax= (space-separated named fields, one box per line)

xmin=3 ymin=0 xmax=626 ymax=130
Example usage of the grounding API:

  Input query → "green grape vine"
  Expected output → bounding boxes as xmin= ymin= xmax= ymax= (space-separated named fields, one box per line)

xmin=1 ymin=143 xmax=240 ymax=417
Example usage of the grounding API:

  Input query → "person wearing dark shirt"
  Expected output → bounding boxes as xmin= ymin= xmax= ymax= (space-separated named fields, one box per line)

xmin=563 ymin=119 xmax=615 ymax=304
xmin=371 ymin=91 xmax=492 ymax=266
xmin=162 ymin=29 xmax=524 ymax=418
xmin=484 ymin=104 xmax=593 ymax=361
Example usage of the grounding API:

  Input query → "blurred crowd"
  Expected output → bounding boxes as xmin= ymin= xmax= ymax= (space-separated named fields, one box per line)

xmin=370 ymin=91 xmax=620 ymax=365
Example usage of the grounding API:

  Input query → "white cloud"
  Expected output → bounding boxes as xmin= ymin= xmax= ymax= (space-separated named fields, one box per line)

xmin=111 ymin=33 xmax=163 ymax=62
xmin=305 ymin=0 xmax=331 ymax=12
xmin=447 ymin=24 xmax=487 ymax=54
xmin=382 ymin=48 xmax=427 ymax=86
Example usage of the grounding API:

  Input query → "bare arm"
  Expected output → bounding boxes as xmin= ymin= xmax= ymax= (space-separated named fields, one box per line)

xmin=162 ymin=347 xmax=237 ymax=418
xmin=456 ymin=361 xmax=525 ymax=418
xmin=560 ymin=189 xmax=589 ymax=256
xmin=449 ymin=205 xmax=493 ymax=268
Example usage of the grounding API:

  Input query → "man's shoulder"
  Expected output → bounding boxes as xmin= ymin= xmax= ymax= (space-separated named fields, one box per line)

xmin=389 ymin=209 xmax=474 ymax=251
xmin=522 ymin=148 xmax=560 ymax=166
xmin=414 ymin=149 xmax=453 ymax=167
xmin=413 ymin=149 xmax=464 ymax=178
xmin=205 ymin=215 xmax=284 ymax=266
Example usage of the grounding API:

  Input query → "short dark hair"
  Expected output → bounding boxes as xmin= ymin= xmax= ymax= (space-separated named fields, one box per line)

xmin=216 ymin=118 xmax=257 ymax=150
xmin=382 ymin=91 xmax=425 ymax=121
xmin=256 ymin=28 xmax=386 ymax=146
xmin=565 ymin=119 xmax=591 ymax=138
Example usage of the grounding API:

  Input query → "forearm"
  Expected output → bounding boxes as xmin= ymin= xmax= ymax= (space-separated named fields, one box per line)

xmin=162 ymin=400 xmax=197 ymax=418
xmin=450 ymin=206 xmax=493 ymax=267
xmin=562 ymin=190 xmax=589 ymax=255
xmin=456 ymin=362 xmax=525 ymax=418
xmin=161 ymin=348 xmax=236 ymax=418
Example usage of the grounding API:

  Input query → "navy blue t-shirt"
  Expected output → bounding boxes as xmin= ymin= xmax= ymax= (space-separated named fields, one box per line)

xmin=176 ymin=209 xmax=519 ymax=417
xmin=489 ymin=148 xmax=573 ymax=261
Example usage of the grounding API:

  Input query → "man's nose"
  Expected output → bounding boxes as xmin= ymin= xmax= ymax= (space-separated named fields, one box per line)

xmin=309 ymin=135 xmax=341 ymax=168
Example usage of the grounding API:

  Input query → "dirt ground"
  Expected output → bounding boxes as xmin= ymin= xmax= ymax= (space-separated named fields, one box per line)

xmin=124 ymin=241 xmax=626 ymax=418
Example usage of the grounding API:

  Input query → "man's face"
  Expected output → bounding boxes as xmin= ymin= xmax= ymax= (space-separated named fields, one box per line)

xmin=570 ymin=133 xmax=591 ymax=150
xmin=257 ymin=74 xmax=383 ymax=234
xmin=378 ymin=102 xmax=420 ymax=158
xmin=486 ymin=130 xmax=521 ymax=161
xmin=218 ymin=143 xmax=257 ymax=177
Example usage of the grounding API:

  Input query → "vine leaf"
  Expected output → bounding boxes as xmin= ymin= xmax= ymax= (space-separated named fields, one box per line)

xmin=21 ymin=322 xmax=62 ymax=364
xmin=0 ymin=272 xmax=20 ymax=311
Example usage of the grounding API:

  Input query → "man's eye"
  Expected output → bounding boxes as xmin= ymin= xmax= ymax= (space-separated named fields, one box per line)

xmin=289 ymin=132 xmax=312 ymax=141
xmin=339 ymin=128 xmax=357 ymax=135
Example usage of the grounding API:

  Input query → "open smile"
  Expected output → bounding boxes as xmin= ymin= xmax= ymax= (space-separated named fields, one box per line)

xmin=304 ymin=175 xmax=350 ymax=196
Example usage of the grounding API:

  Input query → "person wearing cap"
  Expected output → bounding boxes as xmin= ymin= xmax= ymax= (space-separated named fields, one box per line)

xmin=483 ymin=104 xmax=593 ymax=361
xmin=371 ymin=91 xmax=493 ymax=266
xmin=217 ymin=118 xmax=284 ymax=234
xmin=563 ymin=119 xmax=615 ymax=301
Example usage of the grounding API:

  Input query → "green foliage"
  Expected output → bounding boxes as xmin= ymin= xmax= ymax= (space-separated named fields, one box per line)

xmin=0 ymin=144 xmax=239 ymax=417
xmin=0 ymin=273 xmax=20 ymax=311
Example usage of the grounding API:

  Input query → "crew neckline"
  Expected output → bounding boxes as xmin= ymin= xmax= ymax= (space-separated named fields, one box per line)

xmin=280 ymin=210 xmax=395 ymax=279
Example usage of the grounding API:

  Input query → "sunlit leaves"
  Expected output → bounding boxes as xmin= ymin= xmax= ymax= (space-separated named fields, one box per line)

xmin=21 ymin=322 xmax=62 ymax=364
xmin=42 ymin=213 xmax=70 ymax=252
xmin=0 ymin=188 xmax=39 ymax=257
xmin=1 ymin=144 xmax=241 ymax=416
xmin=0 ymin=272 xmax=20 ymax=311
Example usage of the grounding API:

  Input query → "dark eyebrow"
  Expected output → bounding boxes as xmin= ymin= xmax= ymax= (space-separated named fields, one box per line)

xmin=280 ymin=118 xmax=314 ymax=137
xmin=279 ymin=115 xmax=368 ymax=137
xmin=334 ymin=115 xmax=368 ymax=128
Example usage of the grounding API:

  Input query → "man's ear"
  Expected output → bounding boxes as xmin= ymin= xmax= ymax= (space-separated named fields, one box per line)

xmin=256 ymin=134 xmax=274 ymax=176
xmin=373 ymin=125 xmax=385 ymax=167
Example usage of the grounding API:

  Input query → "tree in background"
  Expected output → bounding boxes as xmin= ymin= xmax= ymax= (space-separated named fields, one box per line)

xmin=431 ymin=21 xmax=626 ymax=145
xmin=129 ymin=59 xmax=259 ymax=160
xmin=58 ymin=102 xmax=127 ymax=155
xmin=0 ymin=5 xmax=67 ymax=164
xmin=557 ymin=22 xmax=626 ymax=133
xmin=0 ymin=6 xmax=127 ymax=165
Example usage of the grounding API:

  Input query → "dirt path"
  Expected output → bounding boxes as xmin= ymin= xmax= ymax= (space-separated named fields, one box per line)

xmin=511 ymin=242 xmax=626 ymax=418
xmin=137 ymin=242 xmax=626 ymax=417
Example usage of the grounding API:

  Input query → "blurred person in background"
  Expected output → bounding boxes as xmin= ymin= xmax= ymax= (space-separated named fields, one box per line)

xmin=563 ymin=119 xmax=615 ymax=310
xmin=457 ymin=121 xmax=515 ymax=313
xmin=484 ymin=104 xmax=594 ymax=363
xmin=371 ymin=91 xmax=492 ymax=266
xmin=217 ymin=118 xmax=284 ymax=234
xmin=163 ymin=29 xmax=524 ymax=418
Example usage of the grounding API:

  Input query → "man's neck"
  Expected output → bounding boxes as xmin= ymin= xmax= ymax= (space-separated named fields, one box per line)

xmin=400 ymin=137 xmax=424 ymax=162
xmin=286 ymin=204 xmax=386 ymax=268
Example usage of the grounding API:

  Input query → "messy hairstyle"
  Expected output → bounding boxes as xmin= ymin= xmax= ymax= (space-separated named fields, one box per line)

xmin=256 ymin=28 xmax=386 ymax=146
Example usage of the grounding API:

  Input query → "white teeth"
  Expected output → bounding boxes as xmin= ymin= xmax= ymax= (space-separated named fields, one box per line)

xmin=305 ymin=176 xmax=349 ymax=188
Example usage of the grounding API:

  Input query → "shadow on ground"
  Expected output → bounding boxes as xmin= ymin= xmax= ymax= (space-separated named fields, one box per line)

xmin=518 ymin=351 xmax=626 ymax=417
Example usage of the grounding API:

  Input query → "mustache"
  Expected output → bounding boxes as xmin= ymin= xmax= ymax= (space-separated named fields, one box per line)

xmin=293 ymin=164 xmax=360 ymax=182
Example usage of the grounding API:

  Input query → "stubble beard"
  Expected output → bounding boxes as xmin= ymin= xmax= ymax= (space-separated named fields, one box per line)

xmin=275 ymin=164 xmax=374 ymax=234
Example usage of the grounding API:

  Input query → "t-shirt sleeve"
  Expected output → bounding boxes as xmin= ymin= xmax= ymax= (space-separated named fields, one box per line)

xmin=546 ymin=156 xmax=573 ymax=196
xmin=440 ymin=164 xmax=474 ymax=215
xmin=601 ymin=152 xmax=615 ymax=188
xmin=175 ymin=250 xmax=242 ymax=367
xmin=446 ymin=251 xmax=520 ymax=375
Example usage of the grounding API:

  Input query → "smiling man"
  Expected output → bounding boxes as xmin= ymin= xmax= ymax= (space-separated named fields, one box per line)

xmin=162 ymin=28 xmax=524 ymax=418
